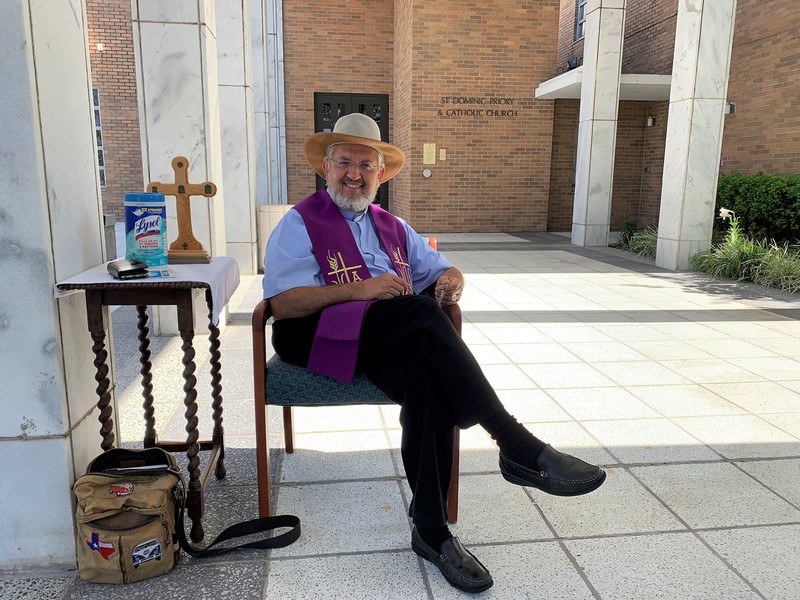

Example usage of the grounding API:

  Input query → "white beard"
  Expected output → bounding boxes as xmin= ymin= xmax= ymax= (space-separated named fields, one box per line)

xmin=328 ymin=186 xmax=375 ymax=214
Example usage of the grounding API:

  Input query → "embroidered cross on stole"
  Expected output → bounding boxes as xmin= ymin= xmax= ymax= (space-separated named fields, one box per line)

xmin=293 ymin=190 xmax=410 ymax=382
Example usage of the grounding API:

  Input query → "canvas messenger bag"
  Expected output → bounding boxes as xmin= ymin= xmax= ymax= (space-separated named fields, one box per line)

xmin=73 ymin=447 xmax=299 ymax=584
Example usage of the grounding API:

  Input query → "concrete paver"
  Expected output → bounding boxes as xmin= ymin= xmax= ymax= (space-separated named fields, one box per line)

xmin=4 ymin=233 xmax=799 ymax=599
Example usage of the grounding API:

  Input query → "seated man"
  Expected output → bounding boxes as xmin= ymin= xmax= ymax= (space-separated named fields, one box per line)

xmin=263 ymin=113 xmax=605 ymax=594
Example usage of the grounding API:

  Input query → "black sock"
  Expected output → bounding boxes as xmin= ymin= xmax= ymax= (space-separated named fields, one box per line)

xmin=417 ymin=525 xmax=453 ymax=550
xmin=482 ymin=409 xmax=546 ymax=467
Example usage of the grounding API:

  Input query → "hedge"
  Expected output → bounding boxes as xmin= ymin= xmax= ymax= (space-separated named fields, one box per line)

xmin=715 ymin=173 xmax=800 ymax=244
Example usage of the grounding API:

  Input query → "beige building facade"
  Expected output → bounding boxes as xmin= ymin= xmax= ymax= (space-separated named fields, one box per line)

xmin=88 ymin=0 xmax=798 ymax=238
xmin=547 ymin=0 xmax=799 ymax=233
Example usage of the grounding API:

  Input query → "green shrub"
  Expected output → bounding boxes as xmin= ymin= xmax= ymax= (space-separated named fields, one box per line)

xmin=614 ymin=219 xmax=657 ymax=258
xmin=692 ymin=208 xmax=800 ymax=294
xmin=750 ymin=243 xmax=800 ymax=293
xmin=628 ymin=227 xmax=658 ymax=258
xmin=691 ymin=236 xmax=768 ymax=280
xmin=692 ymin=209 xmax=766 ymax=279
xmin=716 ymin=173 xmax=800 ymax=244
xmin=617 ymin=217 xmax=638 ymax=249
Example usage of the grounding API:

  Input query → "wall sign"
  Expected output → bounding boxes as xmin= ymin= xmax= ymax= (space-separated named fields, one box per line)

xmin=438 ymin=96 xmax=520 ymax=118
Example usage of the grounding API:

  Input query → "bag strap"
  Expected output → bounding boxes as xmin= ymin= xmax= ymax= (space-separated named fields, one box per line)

xmin=85 ymin=448 xmax=300 ymax=556
xmin=175 ymin=487 xmax=301 ymax=557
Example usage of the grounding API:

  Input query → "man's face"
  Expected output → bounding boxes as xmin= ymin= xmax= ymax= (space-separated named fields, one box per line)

xmin=323 ymin=143 xmax=384 ymax=212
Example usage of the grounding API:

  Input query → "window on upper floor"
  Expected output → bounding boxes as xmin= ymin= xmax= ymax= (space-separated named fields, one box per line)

xmin=93 ymin=87 xmax=106 ymax=191
xmin=576 ymin=0 xmax=588 ymax=41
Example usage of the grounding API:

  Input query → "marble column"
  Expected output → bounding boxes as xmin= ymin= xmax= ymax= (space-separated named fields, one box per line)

xmin=251 ymin=0 xmax=288 ymax=268
xmin=217 ymin=0 xmax=258 ymax=274
xmin=1 ymin=0 xmax=115 ymax=569
xmin=656 ymin=0 xmax=737 ymax=270
xmin=571 ymin=0 xmax=627 ymax=247
xmin=132 ymin=0 xmax=226 ymax=260
xmin=132 ymin=0 xmax=228 ymax=332
xmin=252 ymin=0 xmax=287 ymax=207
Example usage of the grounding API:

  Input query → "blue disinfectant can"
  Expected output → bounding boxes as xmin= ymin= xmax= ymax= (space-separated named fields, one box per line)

xmin=124 ymin=192 xmax=168 ymax=266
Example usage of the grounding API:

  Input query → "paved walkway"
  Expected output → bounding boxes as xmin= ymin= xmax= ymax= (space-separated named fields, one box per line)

xmin=3 ymin=233 xmax=799 ymax=599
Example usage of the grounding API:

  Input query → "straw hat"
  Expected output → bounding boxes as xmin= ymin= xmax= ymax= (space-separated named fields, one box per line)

xmin=303 ymin=113 xmax=406 ymax=181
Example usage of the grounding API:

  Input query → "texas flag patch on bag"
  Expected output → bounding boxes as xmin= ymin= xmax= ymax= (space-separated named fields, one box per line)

xmin=86 ymin=532 xmax=116 ymax=560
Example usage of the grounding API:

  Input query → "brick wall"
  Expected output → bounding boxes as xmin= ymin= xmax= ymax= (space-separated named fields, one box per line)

xmin=285 ymin=0 xmax=559 ymax=233
xmin=548 ymin=1 xmax=676 ymax=233
xmin=722 ymin=0 xmax=800 ymax=175
xmin=549 ymin=1 xmax=800 ymax=234
xmin=611 ymin=102 xmax=647 ymax=228
xmin=547 ymin=99 xmax=666 ymax=232
xmin=555 ymin=0 xmax=582 ymax=74
xmin=282 ymin=0 xmax=395 ymax=205
xmin=392 ymin=0 xmax=414 ymax=220
xmin=83 ymin=0 xmax=798 ymax=234
xmin=393 ymin=0 xmax=560 ymax=232
xmin=547 ymin=99 xmax=578 ymax=231
xmin=556 ymin=0 xmax=677 ymax=75
xmin=639 ymin=101 xmax=668 ymax=227
xmin=622 ymin=0 xmax=678 ymax=74
xmin=86 ymin=0 xmax=143 ymax=221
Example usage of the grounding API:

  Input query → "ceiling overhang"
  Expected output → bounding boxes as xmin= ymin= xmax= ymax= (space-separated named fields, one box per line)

xmin=535 ymin=67 xmax=672 ymax=101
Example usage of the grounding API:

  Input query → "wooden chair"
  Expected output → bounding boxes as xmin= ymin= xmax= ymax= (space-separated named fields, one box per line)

xmin=252 ymin=291 xmax=462 ymax=524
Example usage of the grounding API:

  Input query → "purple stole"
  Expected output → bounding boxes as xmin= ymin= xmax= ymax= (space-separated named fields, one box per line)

xmin=294 ymin=190 xmax=410 ymax=382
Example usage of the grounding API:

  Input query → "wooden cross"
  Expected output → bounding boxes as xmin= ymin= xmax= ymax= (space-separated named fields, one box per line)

xmin=147 ymin=156 xmax=218 ymax=264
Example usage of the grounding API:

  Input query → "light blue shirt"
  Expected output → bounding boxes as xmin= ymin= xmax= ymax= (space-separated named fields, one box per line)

xmin=263 ymin=206 xmax=452 ymax=299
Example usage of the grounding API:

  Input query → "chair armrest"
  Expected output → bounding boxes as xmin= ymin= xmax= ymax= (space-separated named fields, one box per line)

xmin=252 ymin=299 xmax=272 ymax=412
xmin=252 ymin=298 xmax=272 ymax=368
xmin=252 ymin=298 xmax=272 ymax=331
xmin=252 ymin=298 xmax=273 ymax=516
xmin=252 ymin=298 xmax=272 ymax=399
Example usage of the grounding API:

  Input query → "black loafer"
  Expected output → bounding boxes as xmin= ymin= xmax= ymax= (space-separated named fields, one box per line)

xmin=499 ymin=444 xmax=606 ymax=496
xmin=411 ymin=527 xmax=493 ymax=593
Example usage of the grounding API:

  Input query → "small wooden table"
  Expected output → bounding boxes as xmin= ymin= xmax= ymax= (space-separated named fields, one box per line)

xmin=56 ymin=258 xmax=240 ymax=543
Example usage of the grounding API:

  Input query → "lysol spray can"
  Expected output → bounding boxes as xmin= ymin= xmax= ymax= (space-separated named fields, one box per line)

xmin=124 ymin=192 xmax=168 ymax=266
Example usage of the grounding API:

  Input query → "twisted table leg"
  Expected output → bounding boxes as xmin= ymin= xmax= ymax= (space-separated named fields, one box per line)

xmin=207 ymin=293 xmax=226 ymax=480
xmin=91 ymin=329 xmax=115 ymax=451
xmin=85 ymin=291 xmax=115 ymax=452
xmin=180 ymin=325 xmax=204 ymax=543
xmin=136 ymin=305 xmax=157 ymax=447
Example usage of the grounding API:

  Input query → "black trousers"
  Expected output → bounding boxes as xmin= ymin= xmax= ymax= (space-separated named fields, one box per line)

xmin=272 ymin=294 xmax=504 ymax=527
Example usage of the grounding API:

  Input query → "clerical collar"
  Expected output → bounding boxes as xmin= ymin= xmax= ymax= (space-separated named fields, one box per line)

xmin=339 ymin=207 xmax=370 ymax=223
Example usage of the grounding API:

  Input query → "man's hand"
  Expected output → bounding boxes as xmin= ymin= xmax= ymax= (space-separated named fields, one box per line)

xmin=270 ymin=273 xmax=413 ymax=320
xmin=434 ymin=267 xmax=464 ymax=305
xmin=356 ymin=273 xmax=413 ymax=301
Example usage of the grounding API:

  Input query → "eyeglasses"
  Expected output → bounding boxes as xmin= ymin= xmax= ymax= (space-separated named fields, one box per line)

xmin=327 ymin=158 xmax=379 ymax=173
